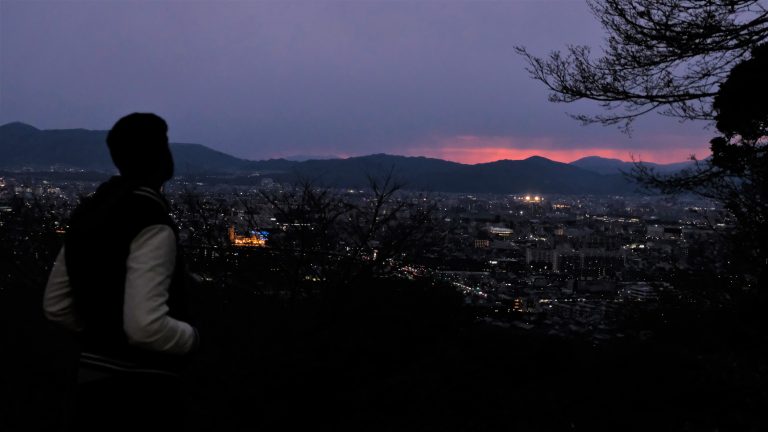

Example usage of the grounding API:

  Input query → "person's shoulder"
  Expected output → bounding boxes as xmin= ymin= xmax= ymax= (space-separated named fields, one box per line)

xmin=124 ymin=187 xmax=169 ymax=212
xmin=130 ymin=187 xmax=168 ymax=210
xmin=122 ymin=187 xmax=173 ymax=230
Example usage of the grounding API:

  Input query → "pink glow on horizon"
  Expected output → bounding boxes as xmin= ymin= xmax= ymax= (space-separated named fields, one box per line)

xmin=406 ymin=146 xmax=708 ymax=164
xmin=268 ymin=135 xmax=712 ymax=164
xmin=405 ymin=134 xmax=712 ymax=164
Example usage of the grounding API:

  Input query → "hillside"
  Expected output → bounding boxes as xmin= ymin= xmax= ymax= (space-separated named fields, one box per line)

xmin=0 ymin=122 xmax=672 ymax=194
xmin=0 ymin=122 xmax=255 ymax=174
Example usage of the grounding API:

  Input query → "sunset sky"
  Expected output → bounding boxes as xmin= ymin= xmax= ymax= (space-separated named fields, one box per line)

xmin=0 ymin=0 xmax=714 ymax=164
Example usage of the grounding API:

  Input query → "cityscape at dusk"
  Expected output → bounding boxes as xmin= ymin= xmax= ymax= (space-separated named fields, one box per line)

xmin=1 ymin=1 xmax=765 ymax=431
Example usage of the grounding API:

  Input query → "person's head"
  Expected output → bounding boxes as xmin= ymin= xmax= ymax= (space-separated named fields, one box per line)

xmin=106 ymin=113 xmax=174 ymax=187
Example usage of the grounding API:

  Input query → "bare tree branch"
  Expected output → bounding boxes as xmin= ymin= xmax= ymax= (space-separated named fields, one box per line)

xmin=516 ymin=0 xmax=768 ymax=130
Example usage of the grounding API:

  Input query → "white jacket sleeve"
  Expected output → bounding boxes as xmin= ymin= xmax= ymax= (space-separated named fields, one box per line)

xmin=43 ymin=246 xmax=83 ymax=332
xmin=123 ymin=225 xmax=197 ymax=354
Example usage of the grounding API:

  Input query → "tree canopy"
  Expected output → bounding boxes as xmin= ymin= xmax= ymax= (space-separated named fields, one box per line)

xmin=634 ymin=43 xmax=767 ymax=276
xmin=516 ymin=0 xmax=768 ymax=130
xmin=518 ymin=0 xmax=768 ymax=285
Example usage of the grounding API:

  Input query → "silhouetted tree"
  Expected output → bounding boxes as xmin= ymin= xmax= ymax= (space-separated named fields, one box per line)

xmin=632 ymin=43 xmax=768 ymax=285
xmin=260 ymin=172 xmax=446 ymax=297
xmin=0 ymin=194 xmax=63 ymax=289
xmin=175 ymin=187 xmax=232 ymax=249
xmin=516 ymin=0 xmax=767 ymax=130
xmin=340 ymin=172 xmax=444 ymax=282
xmin=517 ymin=0 xmax=768 ymax=287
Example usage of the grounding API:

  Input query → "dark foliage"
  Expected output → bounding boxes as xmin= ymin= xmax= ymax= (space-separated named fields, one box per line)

xmin=631 ymin=43 xmax=768 ymax=284
xmin=518 ymin=0 xmax=768 ymax=286
xmin=253 ymin=174 xmax=447 ymax=296
xmin=1 ymin=191 xmax=765 ymax=431
xmin=516 ymin=0 xmax=768 ymax=130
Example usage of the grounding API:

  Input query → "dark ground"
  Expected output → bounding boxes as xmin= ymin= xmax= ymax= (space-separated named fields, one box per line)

xmin=1 ymin=264 xmax=764 ymax=432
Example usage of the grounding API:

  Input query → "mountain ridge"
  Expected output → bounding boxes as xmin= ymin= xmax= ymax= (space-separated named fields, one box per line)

xmin=571 ymin=155 xmax=695 ymax=175
xmin=0 ymin=122 xmax=689 ymax=194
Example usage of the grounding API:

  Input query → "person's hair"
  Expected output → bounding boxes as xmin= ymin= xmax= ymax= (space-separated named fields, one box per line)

xmin=106 ymin=113 xmax=173 ymax=184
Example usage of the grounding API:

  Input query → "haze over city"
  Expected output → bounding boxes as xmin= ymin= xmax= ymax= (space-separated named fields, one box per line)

xmin=0 ymin=0 xmax=713 ymax=164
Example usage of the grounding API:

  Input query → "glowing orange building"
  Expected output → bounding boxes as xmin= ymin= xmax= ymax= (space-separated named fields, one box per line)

xmin=229 ymin=226 xmax=267 ymax=247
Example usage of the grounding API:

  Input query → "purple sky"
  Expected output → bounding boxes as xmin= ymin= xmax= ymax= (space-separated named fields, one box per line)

xmin=0 ymin=0 xmax=713 ymax=164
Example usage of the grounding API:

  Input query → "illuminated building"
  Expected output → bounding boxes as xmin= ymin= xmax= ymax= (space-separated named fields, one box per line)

xmin=521 ymin=195 xmax=543 ymax=203
xmin=624 ymin=282 xmax=658 ymax=302
xmin=526 ymin=247 xmax=554 ymax=271
xmin=229 ymin=226 xmax=267 ymax=248
xmin=488 ymin=226 xmax=514 ymax=237
xmin=475 ymin=239 xmax=490 ymax=248
xmin=527 ymin=245 xmax=625 ymax=276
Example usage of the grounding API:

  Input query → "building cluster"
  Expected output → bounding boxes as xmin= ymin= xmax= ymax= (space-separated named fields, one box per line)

xmin=1 ymin=173 xmax=730 ymax=340
xmin=395 ymin=192 xmax=726 ymax=339
xmin=228 ymin=226 xmax=267 ymax=247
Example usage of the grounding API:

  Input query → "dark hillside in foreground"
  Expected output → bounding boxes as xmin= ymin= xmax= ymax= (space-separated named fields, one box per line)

xmin=1 ymin=228 xmax=762 ymax=431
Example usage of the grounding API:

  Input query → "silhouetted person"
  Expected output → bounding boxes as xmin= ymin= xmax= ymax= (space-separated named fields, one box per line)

xmin=43 ymin=113 xmax=198 ymax=430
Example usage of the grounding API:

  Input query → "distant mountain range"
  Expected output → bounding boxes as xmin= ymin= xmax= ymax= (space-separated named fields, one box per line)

xmin=570 ymin=155 xmax=694 ymax=175
xmin=0 ymin=122 xmax=252 ymax=174
xmin=0 ymin=122 xmax=692 ymax=194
